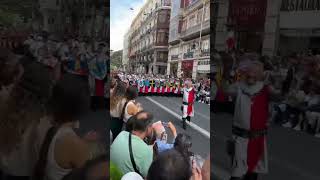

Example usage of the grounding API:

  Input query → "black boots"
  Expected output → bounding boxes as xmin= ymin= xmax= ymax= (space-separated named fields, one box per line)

xmin=182 ymin=118 xmax=187 ymax=130
xmin=182 ymin=116 xmax=191 ymax=130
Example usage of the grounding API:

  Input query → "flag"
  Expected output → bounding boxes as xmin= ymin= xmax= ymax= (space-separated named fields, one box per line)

xmin=149 ymin=79 xmax=155 ymax=93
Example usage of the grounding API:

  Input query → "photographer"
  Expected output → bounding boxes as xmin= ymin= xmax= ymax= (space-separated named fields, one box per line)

xmin=110 ymin=111 xmax=154 ymax=178
xmin=152 ymin=121 xmax=177 ymax=154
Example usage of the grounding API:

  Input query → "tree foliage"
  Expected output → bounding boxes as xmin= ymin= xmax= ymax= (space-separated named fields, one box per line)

xmin=0 ymin=0 xmax=34 ymax=27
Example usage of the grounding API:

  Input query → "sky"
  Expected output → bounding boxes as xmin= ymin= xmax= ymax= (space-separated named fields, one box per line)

xmin=110 ymin=0 xmax=147 ymax=51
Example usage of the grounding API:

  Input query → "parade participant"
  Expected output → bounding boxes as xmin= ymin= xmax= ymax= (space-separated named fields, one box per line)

xmin=181 ymin=79 xmax=196 ymax=129
xmin=88 ymin=43 xmax=107 ymax=111
xmin=225 ymin=60 xmax=281 ymax=180
xmin=144 ymin=77 xmax=150 ymax=95
xmin=138 ymin=76 xmax=145 ymax=94
xmin=160 ymin=77 xmax=166 ymax=94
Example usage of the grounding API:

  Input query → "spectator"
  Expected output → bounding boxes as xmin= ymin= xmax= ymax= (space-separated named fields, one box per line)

xmin=174 ymin=133 xmax=193 ymax=158
xmin=201 ymin=156 xmax=210 ymax=180
xmin=62 ymin=154 xmax=108 ymax=180
xmin=147 ymin=149 xmax=201 ymax=180
xmin=121 ymin=172 xmax=144 ymax=180
xmin=110 ymin=81 xmax=127 ymax=140
xmin=0 ymin=61 xmax=54 ymax=180
xmin=152 ymin=121 xmax=177 ymax=154
xmin=110 ymin=111 xmax=154 ymax=178
xmin=32 ymin=74 xmax=96 ymax=180
xmin=0 ymin=48 xmax=23 ymax=102
xmin=123 ymin=86 xmax=143 ymax=123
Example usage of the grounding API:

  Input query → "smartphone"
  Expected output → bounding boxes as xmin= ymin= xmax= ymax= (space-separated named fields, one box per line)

xmin=162 ymin=122 xmax=169 ymax=127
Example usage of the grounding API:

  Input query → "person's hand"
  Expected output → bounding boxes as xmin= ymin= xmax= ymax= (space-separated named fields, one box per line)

xmin=191 ymin=160 xmax=202 ymax=180
xmin=168 ymin=122 xmax=175 ymax=130
xmin=83 ymin=131 xmax=99 ymax=142
xmin=168 ymin=122 xmax=177 ymax=138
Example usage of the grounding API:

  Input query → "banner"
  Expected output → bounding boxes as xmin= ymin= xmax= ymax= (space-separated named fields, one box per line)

xmin=228 ymin=0 xmax=267 ymax=29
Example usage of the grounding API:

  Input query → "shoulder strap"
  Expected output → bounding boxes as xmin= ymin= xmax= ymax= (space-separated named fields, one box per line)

xmin=120 ymin=101 xmax=129 ymax=121
xmin=32 ymin=126 xmax=59 ymax=180
xmin=128 ymin=133 xmax=142 ymax=176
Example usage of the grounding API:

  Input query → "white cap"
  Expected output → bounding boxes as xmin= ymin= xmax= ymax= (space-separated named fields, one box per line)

xmin=121 ymin=172 xmax=144 ymax=180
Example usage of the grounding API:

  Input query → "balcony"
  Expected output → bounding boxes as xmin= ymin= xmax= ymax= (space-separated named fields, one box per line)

xmin=200 ymin=49 xmax=210 ymax=57
xmin=155 ymin=1 xmax=171 ymax=11
xmin=183 ymin=52 xmax=194 ymax=59
xmin=180 ymin=19 xmax=210 ymax=40
xmin=171 ymin=55 xmax=179 ymax=60
xmin=183 ymin=0 xmax=202 ymax=14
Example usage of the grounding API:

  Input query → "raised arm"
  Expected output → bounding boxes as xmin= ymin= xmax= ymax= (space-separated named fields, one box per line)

xmin=222 ymin=81 xmax=239 ymax=98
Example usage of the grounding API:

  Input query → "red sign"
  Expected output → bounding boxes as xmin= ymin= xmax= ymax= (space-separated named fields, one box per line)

xmin=182 ymin=60 xmax=193 ymax=71
xmin=228 ymin=0 xmax=267 ymax=29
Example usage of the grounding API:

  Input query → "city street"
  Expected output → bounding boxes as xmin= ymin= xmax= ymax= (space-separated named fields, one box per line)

xmin=136 ymin=96 xmax=211 ymax=158
xmin=212 ymin=113 xmax=320 ymax=180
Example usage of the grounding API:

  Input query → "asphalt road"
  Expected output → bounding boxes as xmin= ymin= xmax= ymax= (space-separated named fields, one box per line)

xmin=136 ymin=96 xmax=211 ymax=159
xmin=212 ymin=112 xmax=320 ymax=180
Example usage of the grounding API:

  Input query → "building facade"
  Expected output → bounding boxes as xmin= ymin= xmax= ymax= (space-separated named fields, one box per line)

xmin=128 ymin=0 xmax=171 ymax=75
xmin=38 ymin=0 xmax=108 ymax=38
xmin=167 ymin=0 xmax=210 ymax=80
xmin=122 ymin=30 xmax=131 ymax=71
xmin=214 ymin=0 xmax=320 ymax=56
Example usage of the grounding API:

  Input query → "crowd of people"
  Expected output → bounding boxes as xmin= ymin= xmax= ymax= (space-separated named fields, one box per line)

xmin=109 ymin=74 xmax=210 ymax=180
xmin=213 ymin=50 xmax=320 ymax=136
xmin=23 ymin=32 xmax=109 ymax=110
xmin=0 ymin=31 xmax=107 ymax=180
xmin=116 ymin=72 xmax=211 ymax=105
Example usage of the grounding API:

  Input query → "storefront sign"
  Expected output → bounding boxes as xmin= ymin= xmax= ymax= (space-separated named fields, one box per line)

xmin=197 ymin=60 xmax=210 ymax=73
xmin=228 ymin=0 xmax=267 ymax=29
xmin=182 ymin=60 xmax=194 ymax=70
xmin=281 ymin=0 xmax=320 ymax=11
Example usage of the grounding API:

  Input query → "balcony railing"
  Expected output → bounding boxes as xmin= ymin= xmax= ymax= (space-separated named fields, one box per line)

xmin=171 ymin=55 xmax=179 ymax=60
xmin=180 ymin=19 xmax=210 ymax=38
xmin=183 ymin=52 xmax=194 ymax=59
xmin=200 ymin=49 xmax=210 ymax=57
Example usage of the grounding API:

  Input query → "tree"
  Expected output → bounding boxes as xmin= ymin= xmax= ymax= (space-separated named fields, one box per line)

xmin=111 ymin=50 xmax=123 ymax=70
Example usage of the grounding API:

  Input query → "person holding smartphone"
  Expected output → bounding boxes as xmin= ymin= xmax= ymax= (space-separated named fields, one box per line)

xmin=153 ymin=121 xmax=177 ymax=154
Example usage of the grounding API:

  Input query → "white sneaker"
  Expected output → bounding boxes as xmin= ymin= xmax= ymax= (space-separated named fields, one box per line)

xmin=282 ymin=122 xmax=292 ymax=128
xmin=293 ymin=125 xmax=301 ymax=131
xmin=314 ymin=133 xmax=320 ymax=138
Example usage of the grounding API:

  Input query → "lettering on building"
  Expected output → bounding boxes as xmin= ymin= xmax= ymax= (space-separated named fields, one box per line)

xmin=281 ymin=0 xmax=320 ymax=11
xmin=198 ymin=60 xmax=210 ymax=65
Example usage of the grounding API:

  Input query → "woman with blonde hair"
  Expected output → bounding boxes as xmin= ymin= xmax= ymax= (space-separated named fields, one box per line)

xmin=110 ymin=80 xmax=127 ymax=140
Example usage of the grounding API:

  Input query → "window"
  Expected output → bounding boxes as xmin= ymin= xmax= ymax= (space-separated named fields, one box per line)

xmin=188 ymin=15 xmax=196 ymax=28
xmin=204 ymin=6 xmax=210 ymax=20
xmin=159 ymin=12 xmax=167 ymax=23
xmin=201 ymin=39 xmax=209 ymax=50
xmin=197 ymin=9 xmax=202 ymax=23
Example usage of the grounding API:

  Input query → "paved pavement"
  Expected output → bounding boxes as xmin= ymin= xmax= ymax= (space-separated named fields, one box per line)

xmin=212 ymin=112 xmax=320 ymax=180
xmin=136 ymin=96 xmax=211 ymax=158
